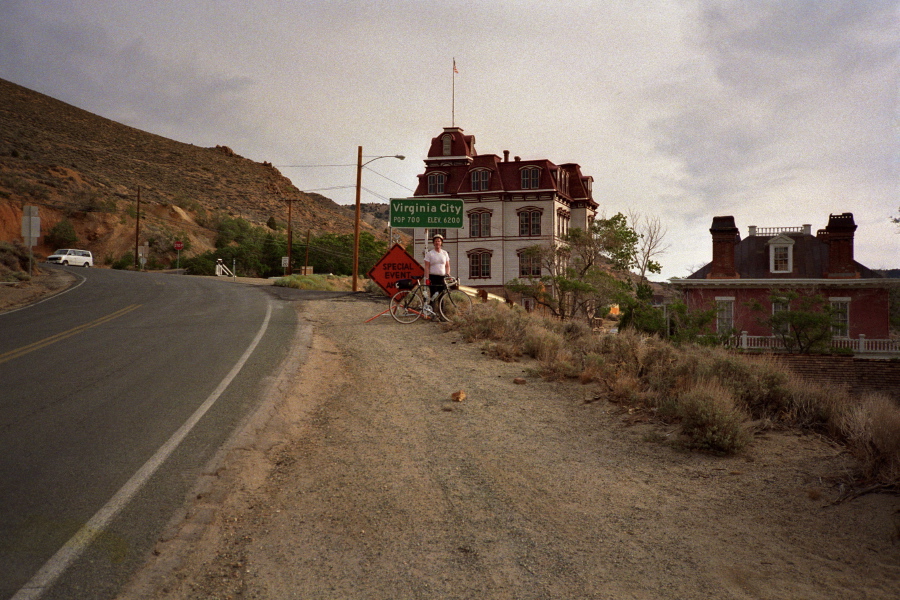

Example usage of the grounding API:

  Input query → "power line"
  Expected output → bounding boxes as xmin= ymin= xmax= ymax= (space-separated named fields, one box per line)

xmin=364 ymin=166 xmax=415 ymax=192
xmin=274 ymin=164 xmax=356 ymax=168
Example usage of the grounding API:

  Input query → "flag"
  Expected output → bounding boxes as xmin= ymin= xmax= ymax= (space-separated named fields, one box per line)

xmin=453 ymin=59 xmax=458 ymax=74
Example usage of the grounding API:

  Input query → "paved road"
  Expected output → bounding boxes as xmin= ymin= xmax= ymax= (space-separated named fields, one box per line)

xmin=0 ymin=267 xmax=302 ymax=600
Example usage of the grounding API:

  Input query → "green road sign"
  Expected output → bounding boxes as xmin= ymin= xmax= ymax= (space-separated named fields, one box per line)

xmin=390 ymin=198 xmax=464 ymax=228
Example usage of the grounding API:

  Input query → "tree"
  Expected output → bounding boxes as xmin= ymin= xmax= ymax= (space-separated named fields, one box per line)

xmin=748 ymin=289 xmax=839 ymax=354
xmin=505 ymin=213 xmax=639 ymax=321
xmin=627 ymin=210 xmax=667 ymax=294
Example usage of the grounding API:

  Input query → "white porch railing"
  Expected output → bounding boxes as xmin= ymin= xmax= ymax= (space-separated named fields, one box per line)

xmin=730 ymin=332 xmax=900 ymax=355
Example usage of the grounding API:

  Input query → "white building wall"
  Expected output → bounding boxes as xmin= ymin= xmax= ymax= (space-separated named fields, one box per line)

xmin=414 ymin=192 xmax=593 ymax=289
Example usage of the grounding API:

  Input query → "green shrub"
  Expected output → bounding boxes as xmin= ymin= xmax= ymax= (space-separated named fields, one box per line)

xmin=694 ymin=352 xmax=790 ymax=419
xmin=45 ymin=219 xmax=78 ymax=248
xmin=677 ymin=380 xmax=750 ymax=454
xmin=111 ymin=252 xmax=135 ymax=270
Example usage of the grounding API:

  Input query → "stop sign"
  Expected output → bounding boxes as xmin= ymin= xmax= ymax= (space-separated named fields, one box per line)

xmin=174 ymin=241 xmax=184 ymax=250
xmin=367 ymin=244 xmax=424 ymax=295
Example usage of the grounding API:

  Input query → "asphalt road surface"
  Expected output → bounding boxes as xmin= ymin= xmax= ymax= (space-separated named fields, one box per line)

xmin=0 ymin=267 xmax=303 ymax=600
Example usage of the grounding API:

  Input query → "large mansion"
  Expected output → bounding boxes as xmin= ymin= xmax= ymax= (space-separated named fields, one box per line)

xmin=412 ymin=127 xmax=598 ymax=293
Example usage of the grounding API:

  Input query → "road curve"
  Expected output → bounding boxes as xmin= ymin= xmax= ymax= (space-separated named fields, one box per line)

xmin=0 ymin=267 xmax=300 ymax=600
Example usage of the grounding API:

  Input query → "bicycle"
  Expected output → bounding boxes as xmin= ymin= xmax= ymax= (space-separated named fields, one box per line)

xmin=389 ymin=276 xmax=474 ymax=323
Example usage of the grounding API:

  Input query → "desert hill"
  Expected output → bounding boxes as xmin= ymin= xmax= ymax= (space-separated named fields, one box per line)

xmin=0 ymin=77 xmax=387 ymax=263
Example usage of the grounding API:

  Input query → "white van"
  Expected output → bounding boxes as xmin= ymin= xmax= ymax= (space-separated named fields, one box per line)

xmin=47 ymin=249 xmax=93 ymax=267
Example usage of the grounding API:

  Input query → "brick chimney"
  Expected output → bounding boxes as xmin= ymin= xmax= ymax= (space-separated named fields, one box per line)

xmin=822 ymin=212 xmax=858 ymax=278
xmin=708 ymin=216 xmax=740 ymax=279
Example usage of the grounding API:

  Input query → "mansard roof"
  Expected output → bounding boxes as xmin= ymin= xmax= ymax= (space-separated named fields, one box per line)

xmin=685 ymin=230 xmax=882 ymax=280
xmin=414 ymin=126 xmax=597 ymax=208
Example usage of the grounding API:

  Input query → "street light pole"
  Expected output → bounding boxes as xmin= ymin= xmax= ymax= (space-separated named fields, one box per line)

xmin=352 ymin=148 xmax=405 ymax=292
xmin=353 ymin=146 xmax=363 ymax=292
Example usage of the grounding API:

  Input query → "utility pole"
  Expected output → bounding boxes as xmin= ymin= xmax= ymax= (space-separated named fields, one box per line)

xmin=276 ymin=185 xmax=292 ymax=276
xmin=304 ymin=229 xmax=311 ymax=275
xmin=134 ymin=186 xmax=141 ymax=269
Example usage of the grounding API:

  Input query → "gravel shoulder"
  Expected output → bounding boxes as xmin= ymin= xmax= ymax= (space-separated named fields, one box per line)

xmin=105 ymin=295 xmax=900 ymax=599
xmin=0 ymin=266 xmax=77 ymax=313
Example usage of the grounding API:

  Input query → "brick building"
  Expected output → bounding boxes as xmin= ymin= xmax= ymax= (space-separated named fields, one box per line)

xmin=411 ymin=127 xmax=598 ymax=294
xmin=671 ymin=213 xmax=896 ymax=340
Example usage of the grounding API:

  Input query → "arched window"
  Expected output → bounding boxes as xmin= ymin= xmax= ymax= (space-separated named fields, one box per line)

xmin=442 ymin=134 xmax=452 ymax=156
xmin=468 ymin=209 xmax=492 ymax=238
xmin=427 ymin=172 xmax=446 ymax=195
xmin=467 ymin=249 xmax=492 ymax=279
xmin=556 ymin=208 xmax=570 ymax=237
xmin=517 ymin=208 xmax=542 ymax=236
xmin=470 ymin=170 xmax=490 ymax=191
xmin=518 ymin=249 xmax=541 ymax=277
xmin=521 ymin=167 xmax=541 ymax=189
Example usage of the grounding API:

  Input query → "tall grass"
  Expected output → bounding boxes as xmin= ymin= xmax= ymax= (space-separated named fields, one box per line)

xmin=447 ymin=301 xmax=900 ymax=483
xmin=274 ymin=274 xmax=354 ymax=291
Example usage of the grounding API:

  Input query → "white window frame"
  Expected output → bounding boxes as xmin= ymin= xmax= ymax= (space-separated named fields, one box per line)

xmin=715 ymin=296 xmax=735 ymax=334
xmin=771 ymin=297 xmax=790 ymax=335
xmin=829 ymin=297 xmax=850 ymax=338
xmin=767 ymin=235 xmax=795 ymax=274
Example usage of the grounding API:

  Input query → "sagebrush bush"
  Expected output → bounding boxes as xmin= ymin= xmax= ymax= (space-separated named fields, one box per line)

xmin=449 ymin=299 xmax=900 ymax=478
xmin=780 ymin=374 xmax=849 ymax=431
xmin=694 ymin=352 xmax=790 ymax=419
xmin=837 ymin=393 xmax=900 ymax=485
xmin=275 ymin=274 xmax=345 ymax=291
xmin=453 ymin=302 xmax=529 ymax=344
xmin=677 ymin=380 xmax=750 ymax=454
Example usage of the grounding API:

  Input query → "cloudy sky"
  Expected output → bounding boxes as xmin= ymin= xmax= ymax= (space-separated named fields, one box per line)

xmin=1 ymin=0 xmax=897 ymax=279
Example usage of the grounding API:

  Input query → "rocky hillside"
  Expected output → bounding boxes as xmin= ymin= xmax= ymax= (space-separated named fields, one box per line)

xmin=0 ymin=77 xmax=388 ymax=263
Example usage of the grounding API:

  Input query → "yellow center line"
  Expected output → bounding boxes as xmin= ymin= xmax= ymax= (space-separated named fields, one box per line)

xmin=0 ymin=304 xmax=142 ymax=365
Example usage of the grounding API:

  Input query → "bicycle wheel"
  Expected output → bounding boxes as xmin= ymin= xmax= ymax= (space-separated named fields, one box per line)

xmin=390 ymin=289 xmax=424 ymax=323
xmin=439 ymin=289 xmax=474 ymax=320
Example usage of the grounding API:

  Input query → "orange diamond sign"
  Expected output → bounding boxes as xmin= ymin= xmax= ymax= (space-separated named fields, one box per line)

xmin=367 ymin=244 xmax=425 ymax=295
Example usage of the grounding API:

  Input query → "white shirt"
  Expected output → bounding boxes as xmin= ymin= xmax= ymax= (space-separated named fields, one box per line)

xmin=424 ymin=249 xmax=450 ymax=276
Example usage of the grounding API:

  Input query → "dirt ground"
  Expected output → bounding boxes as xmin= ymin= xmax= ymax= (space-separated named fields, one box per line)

xmin=97 ymin=294 xmax=898 ymax=600
xmin=0 ymin=266 xmax=77 ymax=313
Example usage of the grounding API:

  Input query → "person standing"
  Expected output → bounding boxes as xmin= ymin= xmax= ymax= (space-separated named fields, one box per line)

xmin=423 ymin=234 xmax=450 ymax=302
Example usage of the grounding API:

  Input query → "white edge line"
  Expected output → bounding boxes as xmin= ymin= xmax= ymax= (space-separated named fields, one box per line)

xmin=1 ymin=269 xmax=87 ymax=316
xmin=12 ymin=300 xmax=274 ymax=600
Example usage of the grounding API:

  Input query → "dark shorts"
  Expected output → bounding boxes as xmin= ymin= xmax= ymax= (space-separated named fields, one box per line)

xmin=428 ymin=274 xmax=446 ymax=295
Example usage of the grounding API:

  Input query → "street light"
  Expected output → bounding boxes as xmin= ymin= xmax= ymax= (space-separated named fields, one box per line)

xmin=353 ymin=147 xmax=405 ymax=291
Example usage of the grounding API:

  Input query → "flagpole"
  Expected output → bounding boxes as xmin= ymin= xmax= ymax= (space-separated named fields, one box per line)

xmin=452 ymin=57 xmax=456 ymax=127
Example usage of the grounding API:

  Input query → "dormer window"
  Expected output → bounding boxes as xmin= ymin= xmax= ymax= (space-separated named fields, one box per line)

xmin=442 ymin=134 xmax=452 ymax=156
xmin=766 ymin=234 xmax=795 ymax=274
xmin=428 ymin=173 xmax=446 ymax=194
xmin=521 ymin=167 xmax=540 ymax=189
xmin=470 ymin=170 xmax=490 ymax=191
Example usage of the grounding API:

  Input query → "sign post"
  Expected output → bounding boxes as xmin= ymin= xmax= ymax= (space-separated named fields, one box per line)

xmin=138 ymin=244 xmax=149 ymax=270
xmin=21 ymin=206 xmax=40 ymax=277
xmin=389 ymin=198 xmax=465 ymax=229
xmin=174 ymin=240 xmax=183 ymax=270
